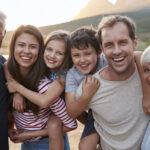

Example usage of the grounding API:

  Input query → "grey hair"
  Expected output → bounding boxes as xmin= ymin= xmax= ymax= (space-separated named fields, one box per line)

xmin=141 ymin=45 xmax=150 ymax=67
xmin=0 ymin=10 xmax=7 ymax=29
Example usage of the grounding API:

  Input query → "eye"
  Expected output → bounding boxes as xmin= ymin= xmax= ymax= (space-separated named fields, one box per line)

xmin=31 ymin=45 xmax=37 ymax=49
xmin=85 ymin=52 xmax=91 ymax=56
xmin=144 ymin=68 xmax=150 ymax=73
xmin=46 ymin=47 xmax=52 ymax=52
xmin=56 ymin=51 xmax=64 ymax=56
xmin=17 ymin=42 xmax=25 ymax=47
xmin=120 ymin=40 xmax=127 ymax=46
xmin=104 ymin=42 xmax=113 ymax=49
xmin=72 ymin=54 xmax=79 ymax=58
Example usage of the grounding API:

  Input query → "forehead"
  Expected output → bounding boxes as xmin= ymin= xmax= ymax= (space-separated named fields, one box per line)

xmin=47 ymin=39 xmax=66 ymax=50
xmin=101 ymin=22 xmax=130 ymax=43
xmin=71 ymin=44 xmax=96 ymax=53
xmin=16 ymin=33 xmax=38 ymax=43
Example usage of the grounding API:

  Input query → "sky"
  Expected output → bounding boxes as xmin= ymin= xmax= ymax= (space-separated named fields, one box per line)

xmin=0 ymin=0 xmax=116 ymax=31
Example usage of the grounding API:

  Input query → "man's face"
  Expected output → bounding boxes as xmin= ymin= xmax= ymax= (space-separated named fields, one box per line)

xmin=0 ymin=26 xmax=5 ymax=48
xmin=101 ymin=22 xmax=137 ymax=76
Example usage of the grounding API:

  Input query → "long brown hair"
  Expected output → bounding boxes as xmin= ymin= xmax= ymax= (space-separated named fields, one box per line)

xmin=8 ymin=25 xmax=45 ymax=113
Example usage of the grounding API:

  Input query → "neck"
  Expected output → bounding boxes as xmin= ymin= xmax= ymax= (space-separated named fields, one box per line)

xmin=100 ymin=63 xmax=135 ymax=81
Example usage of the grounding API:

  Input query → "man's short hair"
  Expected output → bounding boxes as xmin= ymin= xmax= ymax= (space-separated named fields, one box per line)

xmin=141 ymin=45 xmax=150 ymax=67
xmin=97 ymin=15 xmax=136 ymax=46
xmin=0 ymin=10 xmax=6 ymax=29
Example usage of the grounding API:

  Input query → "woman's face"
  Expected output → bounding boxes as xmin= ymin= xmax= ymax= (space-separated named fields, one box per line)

xmin=143 ymin=62 xmax=150 ymax=87
xmin=14 ymin=33 xmax=39 ymax=75
xmin=44 ymin=39 xmax=66 ymax=72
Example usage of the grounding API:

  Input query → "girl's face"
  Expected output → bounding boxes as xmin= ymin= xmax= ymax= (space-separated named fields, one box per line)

xmin=14 ymin=33 xmax=39 ymax=75
xmin=44 ymin=39 xmax=66 ymax=72
xmin=143 ymin=62 xmax=150 ymax=87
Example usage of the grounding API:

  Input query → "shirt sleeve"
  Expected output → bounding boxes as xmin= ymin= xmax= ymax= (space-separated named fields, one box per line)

xmin=65 ymin=69 xmax=78 ymax=93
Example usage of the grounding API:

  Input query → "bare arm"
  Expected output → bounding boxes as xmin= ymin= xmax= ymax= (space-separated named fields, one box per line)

xmin=134 ymin=51 xmax=150 ymax=114
xmin=4 ymin=62 xmax=25 ymax=112
xmin=12 ymin=128 xmax=48 ymax=143
xmin=66 ymin=76 xmax=100 ymax=118
xmin=7 ymin=78 xmax=64 ymax=108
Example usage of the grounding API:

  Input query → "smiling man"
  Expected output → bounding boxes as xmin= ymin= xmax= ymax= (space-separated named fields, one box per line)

xmin=76 ymin=15 xmax=150 ymax=150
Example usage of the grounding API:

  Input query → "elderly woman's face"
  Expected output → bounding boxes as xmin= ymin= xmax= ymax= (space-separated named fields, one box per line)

xmin=143 ymin=62 xmax=150 ymax=87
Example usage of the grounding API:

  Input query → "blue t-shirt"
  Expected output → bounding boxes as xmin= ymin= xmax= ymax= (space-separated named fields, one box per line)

xmin=65 ymin=53 xmax=108 ymax=92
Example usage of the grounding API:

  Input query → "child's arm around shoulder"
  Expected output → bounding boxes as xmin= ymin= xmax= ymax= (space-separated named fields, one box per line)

xmin=134 ymin=51 xmax=150 ymax=115
xmin=66 ymin=76 xmax=100 ymax=118
xmin=7 ymin=77 xmax=64 ymax=108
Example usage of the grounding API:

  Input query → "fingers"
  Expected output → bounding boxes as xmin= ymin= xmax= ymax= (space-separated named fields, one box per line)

xmin=13 ymin=101 xmax=24 ymax=113
xmin=86 ymin=76 xmax=100 ymax=86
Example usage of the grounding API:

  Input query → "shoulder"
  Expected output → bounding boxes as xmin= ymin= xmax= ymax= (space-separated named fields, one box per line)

xmin=0 ymin=55 xmax=6 ymax=65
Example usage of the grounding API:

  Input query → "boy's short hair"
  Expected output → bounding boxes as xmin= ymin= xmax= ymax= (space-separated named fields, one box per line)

xmin=70 ymin=26 xmax=100 ymax=54
xmin=0 ymin=10 xmax=6 ymax=29
xmin=141 ymin=45 xmax=150 ymax=67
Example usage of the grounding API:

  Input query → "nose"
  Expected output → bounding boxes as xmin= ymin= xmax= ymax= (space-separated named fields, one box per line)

xmin=24 ymin=46 xmax=30 ymax=53
xmin=50 ymin=51 xmax=56 ymax=58
xmin=80 ymin=56 xmax=86 ymax=63
xmin=113 ymin=44 xmax=121 ymax=55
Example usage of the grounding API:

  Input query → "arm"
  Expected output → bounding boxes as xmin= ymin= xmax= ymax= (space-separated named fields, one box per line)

xmin=134 ymin=51 xmax=150 ymax=115
xmin=4 ymin=62 xmax=25 ymax=112
xmin=7 ymin=78 xmax=64 ymax=108
xmin=13 ymin=128 xmax=48 ymax=143
xmin=66 ymin=76 xmax=100 ymax=118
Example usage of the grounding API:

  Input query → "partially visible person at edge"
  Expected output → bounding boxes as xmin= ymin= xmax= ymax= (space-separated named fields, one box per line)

xmin=6 ymin=30 xmax=77 ymax=150
xmin=136 ymin=45 xmax=150 ymax=150
xmin=75 ymin=15 xmax=150 ymax=150
xmin=65 ymin=26 xmax=107 ymax=150
xmin=0 ymin=10 xmax=9 ymax=150
xmin=4 ymin=25 xmax=70 ymax=150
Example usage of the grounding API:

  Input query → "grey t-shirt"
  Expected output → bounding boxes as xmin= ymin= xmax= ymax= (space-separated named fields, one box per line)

xmin=76 ymin=65 xmax=150 ymax=150
xmin=65 ymin=53 xmax=107 ymax=92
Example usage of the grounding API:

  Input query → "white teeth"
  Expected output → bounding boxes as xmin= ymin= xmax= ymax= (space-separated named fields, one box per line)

xmin=21 ymin=56 xmax=31 ymax=60
xmin=113 ymin=57 xmax=124 ymax=62
xmin=80 ymin=64 xmax=88 ymax=68
xmin=48 ymin=59 xmax=55 ymax=63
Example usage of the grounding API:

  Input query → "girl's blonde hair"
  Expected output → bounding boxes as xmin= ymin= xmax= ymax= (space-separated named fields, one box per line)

xmin=141 ymin=45 xmax=150 ymax=67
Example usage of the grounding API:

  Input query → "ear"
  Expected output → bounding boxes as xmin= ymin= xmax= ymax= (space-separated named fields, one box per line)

xmin=133 ymin=36 xmax=138 ymax=51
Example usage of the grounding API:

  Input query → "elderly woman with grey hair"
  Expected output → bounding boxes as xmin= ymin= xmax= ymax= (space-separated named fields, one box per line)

xmin=141 ymin=45 xmax=150 ymax=150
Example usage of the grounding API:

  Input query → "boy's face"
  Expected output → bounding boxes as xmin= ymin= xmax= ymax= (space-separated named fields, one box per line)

xmin=71 ymin=44 xmax=98 ymax=75
xmin=143 ymin=62 xmax=150 ymax=87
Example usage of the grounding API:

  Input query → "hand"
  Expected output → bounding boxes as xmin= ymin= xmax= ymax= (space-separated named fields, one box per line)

xmin=143 ymin=95 xmax=150 ymax=115
xmin=8 ymin=128 xmax=19 ymax=143
xmin=13 ymin=93 xmax=26 ymax=113
xmin=12 ymin=131 xmax=33 ymax=143
xmin=6 ymin=78 xmax=18 ymax=93
xmin=82 ymin=76 xmax=100 ymax=100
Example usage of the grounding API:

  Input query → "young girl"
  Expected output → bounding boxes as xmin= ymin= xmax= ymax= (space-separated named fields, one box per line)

xmin=5 ymin=25 xmax=72 ymax=150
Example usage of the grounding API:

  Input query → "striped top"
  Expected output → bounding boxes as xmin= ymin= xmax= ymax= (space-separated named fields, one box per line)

xmin=39 ymin=77 xmax=77 ymax=129
xmin=14 ymin=77 xmax=77 ymax=141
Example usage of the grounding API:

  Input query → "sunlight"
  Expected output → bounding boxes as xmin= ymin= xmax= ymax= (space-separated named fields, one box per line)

xmin=0 ymin=0 xmax=90 ymax=31
xmin=108 ymin=0 xmax=117 ymax=5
